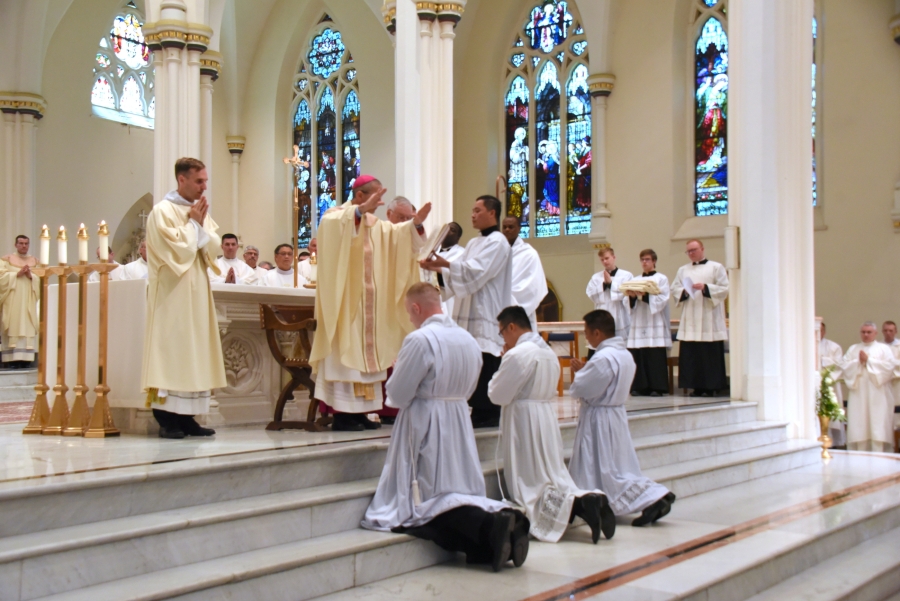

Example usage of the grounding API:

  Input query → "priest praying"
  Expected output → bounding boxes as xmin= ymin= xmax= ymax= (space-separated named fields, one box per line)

xmin=309 ymin=175 xmax=429 ymax=432
xmin=362 ymin=284 xmax=529 ymax=572
xmin=840 ymin=322 xmax=896 ymax=453
xmin=586 ymin=247 xmax=632 ymax=341
xmin=501 ymin=217 xmax=548 ymax=330
xmin=0 ymin=235 xmax=39 ymax=367
xmin=209 ymin=233 xmax=256 ymax=285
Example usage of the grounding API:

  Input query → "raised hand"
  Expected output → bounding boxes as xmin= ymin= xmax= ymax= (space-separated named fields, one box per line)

xmin=413 ymin=202 xmax=432 ymax=226
xmin=190 ymin=196 xmax=209 ymax=224
xmin=358 ymin=187 xmax=387 ymax=215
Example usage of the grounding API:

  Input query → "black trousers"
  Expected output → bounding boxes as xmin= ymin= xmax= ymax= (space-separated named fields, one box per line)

xmin=469 ymin=353 xmax=502 ymax=422
xmin=630 ymin=347 xmax=669 ymax=394
xmin=397 ymin=505 xmax=496 ymax=564
xmin=152 ymin=408 xmax=194 ymax=430
xmin=678 ymin=341 xmax=728 ymax=392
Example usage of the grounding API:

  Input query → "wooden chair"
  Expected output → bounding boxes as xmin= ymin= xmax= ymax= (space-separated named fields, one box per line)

xmin=259 ymin=304 xmax=329 ymax=432
xmin=545 ymin=331 xmax=580 ymax=397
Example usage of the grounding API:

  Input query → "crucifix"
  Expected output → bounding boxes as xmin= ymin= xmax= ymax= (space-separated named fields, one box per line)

xmin=137 ymin=209 xmax=150 ymax=232
xmin=283 ymin=145 xmax=311 ymax=288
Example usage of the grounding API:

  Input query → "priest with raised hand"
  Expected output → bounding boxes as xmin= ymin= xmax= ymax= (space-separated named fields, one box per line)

xmin=209 ymin=233 xmax=256 ymax=285
xmin=0 ymin=235 xmax=39 ymax=368
xmin=625 ymin=249 xmax=671 ymax=397
xmin=258 ymin=244 xmax=306 ymax=287
xmin=488 ymin=305 xmax=615 ymax=544
xmin=421 ymin=195 xmax=512 ymax=429
xmin=568 ymin=310 xmax=675 ymax=526
xmin=142 ymin=157 xmax=224 ymax=439
xmin=362 ymin=283 xmax=529 ymax=572
xmin=310 ymin=175 xmax=429 ymax=432
xmin=586 ymin=247 xmax=632 ymax=341
xmin=840 ymin=321 xmax=896 ymax=453
xmin=120 ymin=239 xmax=149 ymax=280
xmin=671 ymin=239 xmax=729 ymax=397
xmin=501 ymin=218 xmax=548 ymax=331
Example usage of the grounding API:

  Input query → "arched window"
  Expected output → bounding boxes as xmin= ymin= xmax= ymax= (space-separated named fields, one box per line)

xmin=91 ymin=5 xmax=154 ymax=129
xmin=693 ymin=0 xmax=728 ymax=216
xmin=291 ymin=17 xmax=360 ymax=248
xmin=503 ymin=0 xmax=590 ymax=239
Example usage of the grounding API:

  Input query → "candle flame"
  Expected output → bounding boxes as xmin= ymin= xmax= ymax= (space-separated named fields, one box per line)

xmin=40 ymin=225 xmax=50 ymax=239
xmin=57 ymin=226 xmax=68 ymax=241
xmin=98 ymin=220 xmax=110 ymax=236
xmin=77 ymin=223 xmax=89 ymax=239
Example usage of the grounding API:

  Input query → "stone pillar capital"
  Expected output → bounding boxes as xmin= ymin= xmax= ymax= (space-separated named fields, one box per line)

xmin=416 ymin=2 xmax=438 ymax=22
xmin=588 ymin=73 xmax=616 ymax=97
xmin=383 ymin=1 xmax=397 ymax=34
xmin=226 ymin=135 xmax=246 ymax=156
xmin=0 ymin=92 xmax=46 ymax=119
xmin=437 ymin=2 xmax=465 ymax=26
xmin=200 ymin=50 xmax=222 ymax=81
xmin=890 ymin=13 xmax=900 ymax=44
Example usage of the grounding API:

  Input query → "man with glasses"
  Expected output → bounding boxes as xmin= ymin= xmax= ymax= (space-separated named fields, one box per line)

xmin=243 ymin=245 xmax=268 ymax=283
xmin=671 ymin=239 xmax=729 ymax=397
xmin=258 ymin=244 xmax=308 ymax=287
xmin=624 ymin=249 xmax=671 ymax=397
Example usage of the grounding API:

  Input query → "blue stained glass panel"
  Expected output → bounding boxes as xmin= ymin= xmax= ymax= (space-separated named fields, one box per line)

xmin=704 ymin=0 xmax=718 ymax=6
xmin=505 ymin=76 xmax=530 ymax=238
xmin=341 ymin=90 xmax=361 ymax=203
xmin=511 ymin=53 xmax=525 ymax=68
xmin=534 ymin=62 xmax=561 ymax=237
xmin=532 ymin=56 xmax=541 ymax=67
xmin=566 ymin=64 xmax=591 ymax=235
xmin=694 ymin=17 xmax=729 ymax=216
xmin=525 ymin=1 xmax=573 ymax=53
xmin=308 ymin=29 xmax=345 ymax=79
xmin=571 ymin=41 xmax=587 ymax=56
xmin=316 ymin=87 xmax=338 ymax=222
xmin=293 ymin=100 xmax=313 ymax=247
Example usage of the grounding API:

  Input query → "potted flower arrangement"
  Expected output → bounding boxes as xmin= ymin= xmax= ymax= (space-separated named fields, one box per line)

xmin=816 ymin=365 xmax=846 ymax=459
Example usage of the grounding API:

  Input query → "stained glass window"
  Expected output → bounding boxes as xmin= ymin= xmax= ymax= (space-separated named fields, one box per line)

xmin=341 ymin=91 xmax=361 ymax=202
xmin=308 ymin=29 xmax=346 ymax=78
xmin=694 ymin=15 xmax=728 ymax=216
xmin=317 ymin=87 xmax=338 ymax=221
xmin=503 ymin=1 xmax=589 ymax=238
xmin=293 ymin=100 xmax=314 ymax=248
xmin=91 ymin=10 xmax=154 ymax=129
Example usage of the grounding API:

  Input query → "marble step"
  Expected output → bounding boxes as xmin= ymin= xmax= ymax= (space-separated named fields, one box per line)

xmin=745 ymin=528 xmax=900 ymax=601
xmin=614 ymin=481 xmax=900 ymax=601
xmin=0 ymin=384 xmax=35 ymax=402
xmin=0 ymin=369 xmax=37 ymax=387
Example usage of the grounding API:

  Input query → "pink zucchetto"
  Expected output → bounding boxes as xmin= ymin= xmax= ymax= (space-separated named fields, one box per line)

xmin=352 ymin=174 xmax=378 ymax=189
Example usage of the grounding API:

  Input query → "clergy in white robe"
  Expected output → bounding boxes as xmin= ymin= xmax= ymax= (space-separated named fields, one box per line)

xmin=437 ymin=240 xmax=465 ymax=318
xmin=0 ymin=237 xmax=39 ymax=365
xmin=586 ymin=247 xmax=633 ymax=341
xmin=488 ymin=306 xmax=614 ymax=544
xmin=88 ymin=247 xmax=124 ymax=283
xmin=501 ymin=218 xmax=548 ymax=331
xmin=840 ymin=322 xmax=896 ymax=452
xmin=309 ymin=176 xmax=427 ymax=432
xmin=362 ymin=284 xmax=528 ymax=571
xmin=142 ymin=158 xmax=225 ymax=439
xmin=671 ymin=239 xmax=729 ymax=396
xmin=625 ymin=249 xmax=672 ymax=396
xmin=258 ymin=244 xmax=308 ymax=287
xmin=882 ymin=321 xmax=899 ymax=348
xmin=569 ymin=310 xmax=675 ymax=526
xmin=242 ymin=245 xmax=269 ymax=283
xmin=118 ymin=239 xmax=149 ymax=280
xmin=421 ymin=195 xmax=512 ymax=429
xmin=818 ymin=323 xmax=846 ymax=447
xmin=208 ymin=234 xmax=257 ymax=285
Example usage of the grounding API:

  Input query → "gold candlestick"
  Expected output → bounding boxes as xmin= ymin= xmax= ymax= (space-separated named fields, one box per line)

xmin=293 ymin=188 xmax=299 ymax=289
xmin=84 ymin=259 xmax=119 ymax=438
xmin=22 ymin=262 xmax=51 ymax=434
xmin=63 ymin=263 xmax=92 ymax=436
xmin=43 ymin=264 xmax=73 ymax=435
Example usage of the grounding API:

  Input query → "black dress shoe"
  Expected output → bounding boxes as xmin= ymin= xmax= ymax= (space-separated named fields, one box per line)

xmin=649 ymin=391 xmax=662 ymax=397
xmin=332 ymin=413 xmax=364 ymax=432
xmin=158 ymin=427 xmax=185 ymax=439
xmin=353 ymin=414 xmax=382 ymax=430
xmin=489 ymin=510 xmax=515 ymax=572
xmin=471 ymin=417 xmax=500 ymax=429
xmin=380 ymin=416 xmax=396 ymax=425
xmin=182 ymin=418 xmax=216 ymax=437
xmin=631 ymin=498 xmax=669 ymax=527
xmin=689 ymin=390 xmax=704 ymax=397
xmin=577 ymin=493 xmax=616 ymax=543
xmin=510 ymin=511 xmax=530 ymax=567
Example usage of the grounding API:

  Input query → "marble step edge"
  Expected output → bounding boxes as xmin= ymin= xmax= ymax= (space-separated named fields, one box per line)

xmin=744 ymin=527 xmax=900 ymax=601
xmin=0 ymin=385 xmax=37 ymax=400
xmin=673 ymin=485 xmax=900 ymax=601
xmin=0 ymin=369 xmax=38 ymax=386
xmin=30 ymin=528 xmax=434 ymax=601
xmin=633 ymin=420 xmax=788 ymax=452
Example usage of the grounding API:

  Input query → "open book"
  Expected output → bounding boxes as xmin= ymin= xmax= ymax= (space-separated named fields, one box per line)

xmin=619 ymin=279 xmax=662 ymax=295
xmin=418 ymin=223 xmax=451 ymax=262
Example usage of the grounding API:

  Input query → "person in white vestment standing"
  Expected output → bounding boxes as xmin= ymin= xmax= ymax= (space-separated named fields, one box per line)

xmin=488 ymin=305 xmax=615 ymax=544
xmin=258 ymin=244 xmax=308 ymax=288
xmin=119 ymin=239 xmax=149 ymax=280
xmin=433 ymin=222 xmax=465 ymax=319
xmin=840 ymin=322 xmax=896 ymax=452
xmin=586 ymin=247 xmax=632 ymax=342
xmin=0 ymin=235 xmax=38 ymax=367
xmin=501 ymin=218 xmax=548 ymax=331
xmin=884 ymin=322 xmax=900 ymax=436
xmin=88 ymin=247 xmax=124 ymax=282
xmin=671 ymin=239 xmax=729 ymax=396
xmin=243 ymin=245 xmax=268 ymax=283
xmin=625 ymin=249 xmax=671 ymax=397
xmin=209 ymin=233 xmax=256 ymax=285
xmin=421 ymin=195 xmax=512 ymax=429
xmin=362 ymin=284 xmax=529 ymax=572
xmin=568 ymin=310 xmax=675 ymax=526
xmin=818 ymin=323 xmax=846 ymax=447
xmin=142 ymin=158 xmax=225 ymax=439
xmin=882 ymin=321 xmax=899 ymax=347
xmin=297 ymin=238 xmax=317 ymax=282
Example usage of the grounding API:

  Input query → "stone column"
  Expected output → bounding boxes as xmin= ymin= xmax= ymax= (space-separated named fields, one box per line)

xmin=226 ymin=136 xmax=245 ymax=237
xmin=729 ymin=0 xmax=816 ymax=439
xmin=199 ymin=51 xmax=221 ymax=196
xmin=436 ymin=4 xmax=463 ymax=228
xmin=0 ymin=93 xmax=44 ymax=243
xmin=586 ymin=74 xmax=614 ymax=259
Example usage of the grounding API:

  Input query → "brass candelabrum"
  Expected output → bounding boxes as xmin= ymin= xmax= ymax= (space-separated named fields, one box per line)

xmin=42 ymin=264 xmax=73 ymax=435
xmin=22 ymin=265 xmax=51 ymax=434
xmin=84 ymin=260 xmax=120 ymax=437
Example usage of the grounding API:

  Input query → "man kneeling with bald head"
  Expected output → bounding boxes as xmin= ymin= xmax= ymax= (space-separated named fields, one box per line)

xmin=362 ymin=283 xmax=529 ymax=571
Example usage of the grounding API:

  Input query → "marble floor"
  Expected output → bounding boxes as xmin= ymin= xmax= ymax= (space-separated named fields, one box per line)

xmin=315 ymin=452 xmax=900 ymax=601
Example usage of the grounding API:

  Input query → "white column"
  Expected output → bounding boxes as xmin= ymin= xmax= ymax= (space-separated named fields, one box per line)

xmin=0 ymin=93 xmax=44 ymax=242
xmin=199 ymin=51 xmax=220 ymax=203
xmin=436 ymin=16 xmax=458 ymax=227
xmin=226 ymin=136 xmax=245 ymax=236
xmin=586 ymin=75 xmax=614 ymax=253
xmin=393 ymin=0 xmax=422 ymax=215
xmin=418 ymin=12 xmax=435 ymax=218
xmin=730 ymin=0 xmax=816 ymax=439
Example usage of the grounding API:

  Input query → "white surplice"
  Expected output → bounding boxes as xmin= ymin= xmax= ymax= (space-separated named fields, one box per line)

xmin=362 ymin=314 xmax=507 ymax=531
xmin=840 ymin=341 xmax=896 ymax=452
xmin=437 ymin=244 xmax=465 ymax=319
xmin=441 ymin=230 xmax=513 ymax=357
xmin=892 ymin=345 xmax=900 ymax=431
xmin=297 ymin=258 xmax=312 ymax=282
xmin=510 ymin=239 xmax=548 ymax=331
xmin=120 ymin=258 xmax=149 ymax=280
xmin=819 ymin=337 xmax=846 ymax=446
xmin=671 ymin=260 xmax=729 ymax=341
xmin=568 ymin=337 xmax=670 ymax=515
xmin=586 ymin=268 xmax=633 ymax=339
xmin=488 ymin=332 xmax=600 ymax=542
xmin=626 ymin=272 xmax=672 ymax=349
xmin=209 ymin=257 xmax=257 ymax=285
xmin=258 ymin=267 xmax=308 ymax=288
xmin=252 ymin=265 xmax=269 ymax=282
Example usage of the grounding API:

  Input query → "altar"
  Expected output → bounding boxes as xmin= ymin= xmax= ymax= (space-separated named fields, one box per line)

xmin=44 ymin=280 xmax=315 ymax=434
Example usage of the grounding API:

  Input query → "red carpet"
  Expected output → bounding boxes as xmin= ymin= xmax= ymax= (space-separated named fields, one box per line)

xmin=0 ymin=402 xmax=33 ymax=424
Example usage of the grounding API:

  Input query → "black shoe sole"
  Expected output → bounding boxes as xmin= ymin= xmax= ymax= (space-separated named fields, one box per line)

xmin=158 ymin=428 xmax=185 ymax=439
xmin=490 ymin=510 xmax=515 ymax=572
xmin=511 ymin=525 xmax=529 ymax=567
xmin=631 ymin=499 xmax=665 ymax=527
xmin=599 ymin=496 xmax=616 ymax=540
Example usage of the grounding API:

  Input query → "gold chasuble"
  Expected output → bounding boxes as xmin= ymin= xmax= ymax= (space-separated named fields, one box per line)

xmin=0 ymin=258 xmax=39 ymax=362
xmin=141 ymin=198 xmax=226 ymax=408
xmin=310 ymin=203 xmax=425 ymax=413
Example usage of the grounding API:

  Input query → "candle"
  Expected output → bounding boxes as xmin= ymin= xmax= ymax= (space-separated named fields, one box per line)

xmin=77 ymin=224 xmax=89 ymax=264
xmin=39 ymin=225 xmax=50 ymax=266
xmin=57 ymin=226 xmax=68 ymax=266
xmin=309 ymin=252 xmax=317 ymax=283
xmin=98 ymin=221 xmax=109 ymax=262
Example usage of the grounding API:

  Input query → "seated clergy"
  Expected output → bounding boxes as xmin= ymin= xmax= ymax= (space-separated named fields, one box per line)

xmin=568 ymin=310 xmax=675 ymax=526
xmin=258 ymin=244 xmax=307 ymax=287
xmin=88 ymin=246 xmax=124 ymax=282
xmin=488 ymin=305 xmax=615 ymax=544
xmin=243 ymin=245 xmax=268 ymax=283
xmin=840 ymin=322 xmax=896 ymax=452
xmin=362 ymin=283 xmax=529 ymax=572
xmin=120 ymin=239 xmax=149 ymax=280
xmin=209 ymin=233 xmax=257 ymax=285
